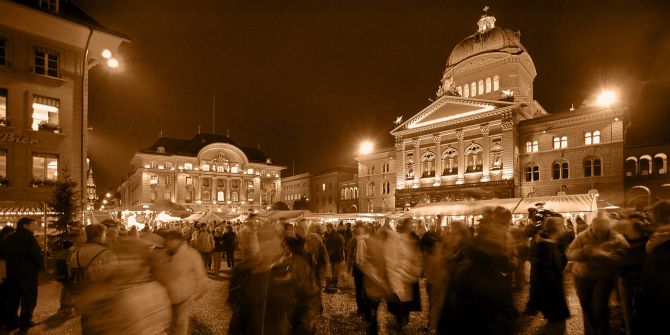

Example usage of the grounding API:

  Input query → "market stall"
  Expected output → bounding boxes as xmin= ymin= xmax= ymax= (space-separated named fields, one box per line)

xmin=303 ymin=213 xmax=387 ymax=224
xmin=255 ymin=210 xmax=311 ymax=221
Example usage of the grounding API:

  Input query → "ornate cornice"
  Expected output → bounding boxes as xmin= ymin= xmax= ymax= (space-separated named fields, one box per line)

xmin=393 ymin=105 xmax=517 ymax=137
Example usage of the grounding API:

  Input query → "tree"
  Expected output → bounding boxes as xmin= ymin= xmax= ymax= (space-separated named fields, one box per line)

xmin=292 ymin=197 xmax=310 ymax=210
xmin=50 ymin=179 xmax=79 ymax=232
xmin=271 ymin=201 xmax=290 ymax=210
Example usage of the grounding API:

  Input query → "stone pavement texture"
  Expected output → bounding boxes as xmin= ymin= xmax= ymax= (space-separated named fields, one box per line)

xmin=14 ymin=270 xmax=627 ymax=335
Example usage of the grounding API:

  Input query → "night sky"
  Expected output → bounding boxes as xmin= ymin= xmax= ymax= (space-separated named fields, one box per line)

xmin=74 ymin=0 xmax=670 ymax=194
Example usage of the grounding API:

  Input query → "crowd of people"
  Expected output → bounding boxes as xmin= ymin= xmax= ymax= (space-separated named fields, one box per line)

xmin=0 ymin=201 xmax=669 ymax=334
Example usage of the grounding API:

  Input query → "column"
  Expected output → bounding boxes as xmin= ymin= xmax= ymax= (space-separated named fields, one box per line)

xmin=501 ymin=116 xmax=515 ymax=180
xmin=226 ymin=177 xmax=231 ymax=204
xmin=395 ymin=141 xmax=405 ymax=190
xmin=433 ymin=135 xmax=442 ymax=186
xmin=413 ymin=138 xmax=421 ymax=187
xmin=481 ymin=125 xmax=490 ymax=182
xmin=456 ymin=130 xmax=465 ymax=184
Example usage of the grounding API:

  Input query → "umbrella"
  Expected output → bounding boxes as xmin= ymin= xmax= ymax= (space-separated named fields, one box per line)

xmin=512 ymin=194 xmax=596 ymax=214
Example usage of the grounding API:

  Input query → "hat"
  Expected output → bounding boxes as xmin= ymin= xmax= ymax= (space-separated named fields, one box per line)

xmin=100 ymin=219 xmax=120 ymax=228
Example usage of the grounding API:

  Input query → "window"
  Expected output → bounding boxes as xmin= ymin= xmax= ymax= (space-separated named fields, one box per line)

xmin=532 ymin=140 xmax=538 ymax=152
xmin=553 ymin=136 xmax=568 ymax=149
xmin=184 ymin=163 xmax=193 ymax=170
xmin=654 ymin=153 xmax=667 ymax=174
xmin=328 ymin=196 xmax=332 ymax=205
xmin=584 ymin=158 xmax=602 ymax=177
xmin=32 ymin=95 xmax=59 ymax=131
xmin=217 ymin=178 xmax=225 ymax=187
xmin=201 ymin=164 xmax=210 ymax=172
xmin=470 ymin=82 xmax=477 ymax=97
xmin=185 ymin=176 xmax=192 ymax=185
xmin=561 ymin=136 xmax=568 ymax=148
xmin=525 ymin=164 xmax=540 ymax=182
xmin=39 ymin=0 xmax=59 ymax=12
xmin=247 ymin=190 xmax=254 ymax=202
xmin=0 ymin=149 xmax=6 ymax=178
xmin=32 ymin=153 xmax=57 ymax=181
xmin=231 ymin=179 xmax=239 ymax=188
xmin=231 ymin=191 xmax=239 ymax=202
xmin=421 ymin=151 xmax=436 ymax=178
xmin=553 ymin=137 xmax=560 ymax=150
xmin=202 ymin=191 xmax=211 ymax=202
xmin=493 ymin=75 xmax=500 ymax=91
xmin=0 ymin=88 xmax=6 ymax=120
xmin=382 ymin=181 xmax=391 ymax=194
xmin=367 ymin=182 xmax=375 ymax=196
xmin=165 ymin=176 xmax=172 ymax=185
xmin=485 ymin=77 xmax=491 ymax=93
xmin=149 ymin=175 xmax=158 ymax=185
xmin=322 ymin=183 xmax=326 ymax=191
xmin=526 ymin=142 xmax=532 ymax=153
xmin=34 ymin=48 xmax=59 ymax=78
xmin=585 ymin=132 xmax=592 ymax=145
xmin=463 ymin=84 xmax=470 ymax=98
xmin=593 ymin=131 xmax=600 ymax=144
xmin=552 ymin=162 xmax=569 ymax=179
xmin=149 ymin=161 xmax=157 ymax=169
xmin=202 ymin=178 xmax=210 ymax=187
xmin=185 ymin=190 xmax=193 ymax=203
xmin=625 ymin=157 xmax=637 ymax=176
xmin=0 ymin=38 xmax=5 ymax=66
xmin=478 ymin=80 xmax=484 ymax=95
xmin=465 ymin=144 xmax=483 ymax=173
xmin=442 ymin=147 xmax=458 ymax=175
xmin=640 ymin=155 xmax=652 ymax=175
xmin=230 ymin=164 xmax=239 ymax=173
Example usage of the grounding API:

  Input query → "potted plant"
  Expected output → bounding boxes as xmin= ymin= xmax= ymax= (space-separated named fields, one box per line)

xmin=37 ymin=121 xmax=60 ymax=133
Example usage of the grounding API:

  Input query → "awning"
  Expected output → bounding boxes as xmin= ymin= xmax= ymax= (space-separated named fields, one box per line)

xmin=255 ymin=210 xmax=311 ymax=220
xmin=408 ymin=198 xmax=522 ymax=217
xmin=0 ymin=201 xmax=57 ymax=216
xmin=512 ymin=194 xmax=597 ymax=214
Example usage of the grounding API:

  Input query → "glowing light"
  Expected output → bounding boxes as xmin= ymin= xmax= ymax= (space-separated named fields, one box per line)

xmin=107 ymin=58 xmax=119 ymax=68
xmin=102 ymin=49 xmax=112 ymax=59
xmin=359 ymin=141 xmax=374 ymax=155
xmin=596 ymin=90 xmax=616 ymax=107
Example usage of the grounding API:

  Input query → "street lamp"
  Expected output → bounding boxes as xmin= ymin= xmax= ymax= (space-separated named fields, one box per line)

xmin=596 ymin=90 xmax=617 ymax=107
xmin=359 ymin=140 xmax=374 ymax=155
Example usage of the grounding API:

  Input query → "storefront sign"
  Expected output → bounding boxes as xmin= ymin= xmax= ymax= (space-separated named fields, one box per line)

xmin=0 ymin=132 xmax=39 ymax=144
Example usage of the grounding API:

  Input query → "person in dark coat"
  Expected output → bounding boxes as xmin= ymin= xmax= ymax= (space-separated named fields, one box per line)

xmin=0 ymin=226 xmax=16 ymax=328
xmin=0 ymin=218 xmax=43 ymax=331
xmin=535 ymin=217 xmax=570 ymax=325
xmin=323 ymin=224 xmax=345 ymax=292
xmin=222 ymin=225 xmax=237 ymax=269
xmin=638 ymin=201 xmax=670 ymax=335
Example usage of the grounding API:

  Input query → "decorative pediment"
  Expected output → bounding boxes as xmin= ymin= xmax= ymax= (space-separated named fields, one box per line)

xmin=392 ymin=98 xmax=497 ymax=133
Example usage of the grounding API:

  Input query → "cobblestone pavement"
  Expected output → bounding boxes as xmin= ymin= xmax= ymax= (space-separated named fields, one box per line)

xmin=18 ymin=269 xmax=626 ymax=335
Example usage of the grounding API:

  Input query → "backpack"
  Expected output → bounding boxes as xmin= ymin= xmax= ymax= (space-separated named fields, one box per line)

xmin=193 ymin=231 xmax=214 ymax=253
xmin=69 ymin=248 xmax=109 ymax=295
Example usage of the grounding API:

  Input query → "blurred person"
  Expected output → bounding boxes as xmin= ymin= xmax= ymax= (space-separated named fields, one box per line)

xmin=511 ymin=221 xmax=530 ymax=292
xmin=576 ymin=216 xmax=589 ymax=234
xmin=535 ymin=217 xmax=570 ymax=328
xmin=567 ymin=213 xmax=629 ymax=335
xmin=0 ymin=226 xmax=15 ymax=328
xmin=1 ymin=218 xmax=43 ymax=331
xmin=211 ymin=227 xmax=224 ymax=274
xmin=153 ymin=230 xmax=207 ymax=335
xmin=100 ymin=219 xmax=121 ymax=250
xmin=128 ymin=225 xmax=138 ymax=238
xmin=350 ymin=222 xmax=369 ymax=316
xmin=639 ymin=201 xmax=670 ymax=334
xmin=239 ymin=216 xmax=260 ymax=260
xmin=388 ymin=218 xmax=422 ymax=329
xmin=614 ymin=215 xmax=650 ymax=335
xmin=440 ymin=207 xmax=518 ymax=335
xmin=303 ymin=222 xmax=330 ymax=289
xmin=55 ymin=229 xmax=85 ymax=316
xmin=191 ymin=224 xmax=215 ymax=270
xmin=323 ymin=223 xmax=345 ymax=293
xmin=69 ymin=223 xmax=117 ymax=334
xmin=420 ymin=218 xmax=448 ymax=333
xmin=223 ymin=224 xmax=237 ymax=269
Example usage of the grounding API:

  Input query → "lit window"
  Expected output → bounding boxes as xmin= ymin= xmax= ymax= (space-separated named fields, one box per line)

xmin=322 ymin=183 xmax=326 ymax=191
xmin=230 ymin=164 xmax=239 ymax=173
xmin=149 ymin=175 xmax=158 ymax=185
xmin=585 ymin=132 xmax=592 ymax=145
xmin=38 ymin=0 xmax=59 ymax=12
xmin=165 ymin=162 xmax=173 ymax=169
xmin=478 ymin=80 xmax=484 ymax=95
xmin=593 ymin=130 xmax=601 ymax=144
xmin=185 ymin=176 xmax=192 ymax=185
xmin=470 ymin=82 xmax=477 ymax=97
xmin=184 ymin=163 xmax=193 ymax=170
xmin=464 ymin=84 xmax=470 ymax=98
xmin=0 ymin=88 xmax=6 ymax=120
xmin=532 ymin=140 xmax=539 ymax=152
xmin=150 ymin=161 xmax=157 ymax=169
xmin=525 ymin=142 xmax=532 ymax=153
xmin=231 ymin=191 xmax=239 ymax=202
xmin=493 ymin=75 xmax=500 ymax=91
xmin=654 ymin=154 xmax=667 ymax=174
xmin=201 ymin=164 xmax=210 ymax=172
xmin=247 ymin=190 xmax=254 ymax=202
xmin=485 ymin=77 xmax=491 ymax=92
xmin=561 ymin=136 xmax=568 ymax=148
xmin=32 ymin=95 xmax=59 ymax=131
xmin=34 ymin=48 xmax=59 ymax=78
xmin=0 ymin=38 xmax=5 ymax=66
xmin=553 ymin=137 xmax=560 ymax=150
xmin=0 ymin=149 xmax=6 ymax=178
xmin=32 ymin=153 xmax=58 ymax=181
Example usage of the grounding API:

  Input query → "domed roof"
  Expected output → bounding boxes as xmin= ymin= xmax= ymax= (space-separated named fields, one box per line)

xmin=447 ymin=16 xmax=527 ymax=66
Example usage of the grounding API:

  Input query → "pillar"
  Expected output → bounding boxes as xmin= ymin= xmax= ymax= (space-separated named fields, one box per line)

xmin=501 ymin=116 xmax=515 ymax=180
xmin=395 ymin=140 xmax=405 ymax=190
xmin=456 ymin=130 xmax=465 ymax=184
xmin=433 ymin=135 xmax=442 ymax=186
xmin=481 ymin=125 xmax=490 ymax=182
xmin=413 ymin=138 xmax=421 ymax=187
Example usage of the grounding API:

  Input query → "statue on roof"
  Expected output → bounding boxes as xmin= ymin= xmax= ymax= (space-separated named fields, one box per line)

xmin=477 ymin=5 xmax=496 ymax=32
xmin=436 ymin=75 xmax=460 ymax=98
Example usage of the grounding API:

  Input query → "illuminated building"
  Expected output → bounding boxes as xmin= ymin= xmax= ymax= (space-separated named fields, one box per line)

xmin=356 ymin=148 xmax=396 ymax=213
xmin=117 ymin=133 xmax=284 ymax=214
xmin=0 ymin=0 xmax=127 ymax=209
xmin=281 ymin=172 xmax=310 ymax=209
xmin=390 ymin=9 xmax=625 ymax=209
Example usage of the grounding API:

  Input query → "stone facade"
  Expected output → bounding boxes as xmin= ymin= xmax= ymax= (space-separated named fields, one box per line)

xmin=309 ymin=166 xmax=356 ymax=214
xmin=281 ymin=172 xmax=310 ymax=209
xmin=357 ymin=148 xmax=396 ymax=213
xmin=624 ymin=142 xmax=670 ymax=208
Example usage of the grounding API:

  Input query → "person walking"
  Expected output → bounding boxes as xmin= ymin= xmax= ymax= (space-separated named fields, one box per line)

xmin=0 ymin=218 xmax=42 ymax=331
xmin=211 ymin=227 xmax=224 ymax=274
xmin=639 ymin=201 xmax=670 ymax=334
xmin=323 ymin=223 xmax=345 ymax=293
xmin=222 ymin=225 xmax=237 ymax=270
xmin=567 ymin=213 xmax=629 ymax=335
xmin=535 ymin=217 xmax=570 ymax=329
xmin=192 ymin=225 xmax=214 ymax=270
xmin=153 ymin=230 xmax=207 ymax=335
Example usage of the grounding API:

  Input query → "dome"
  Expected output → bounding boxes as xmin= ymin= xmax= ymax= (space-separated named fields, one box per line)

xmin=447 ymin=21 xmax=527 ymax=66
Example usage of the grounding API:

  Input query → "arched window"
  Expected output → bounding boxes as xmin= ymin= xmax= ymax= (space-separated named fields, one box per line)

xmin=532 ymin=140 xmax=539 ymax=152
xmin=490 ymin=143 xmax=503 ymax=170
xmin=640 ymin=155 xmax=652 ymax=175
xmin=353 ymin=187 xmax=359 ymax=199
xmin=405 ymin=153 xmax=415 ymax=179
xmin=465 ymin=143 xmax=483 ymax=173
xmin=231 ymin=191 xmax=239 ymax=202
xmin=463 ymin=84 xmax=469 ymax=98
xmin=553 ymin=161 xmax=569 ymax=179
xmin=478 ymin=80 xmax=484 ymax=95
xmin=367 ymin=182 xmax=375 ymax=196
xmin=584 ymin=158 xmax=602 ymax=177
xmin=625 ymin=157 xmax=638 ymax=176
xmin=654 ymin=153 xmax=667 ymax=174
xmin=217 ymin=191 xmax=225 ymax=202
xmin=593 ymin=130 xmax=601 ymax=144
xmin=442 ymin=147 xmax=458 ymax=175
xmin=553 ymin=137 xmax=560 ymax=150
xmin=561 ymin=136 xmax=568 ymax=148
xmin=493 ymin=75 xmax=500 ymax=91
xmin=421 ymin=151 xmax=436 ymax=178
xmin=526 ymin=141 xmax=532 ymax=153
xmin=585 ymin=132 xmax=592 ymax=145
xmin=470 ymin=82 xmax=477 ymax=97
xmin=485 ymin=77 xmax=492 ymax=93
xmin=525 ymin=164 xmax=540 ymax=182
